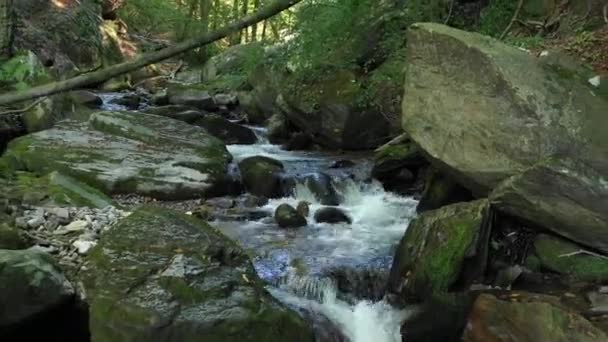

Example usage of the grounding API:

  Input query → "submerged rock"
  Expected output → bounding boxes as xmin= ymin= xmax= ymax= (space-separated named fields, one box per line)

xmin=284 ymin=173 xmax=340 ymax=206
xmin=275 ymin=203 xmax=307 ymax=228
xmin=83 ymin=206 xmax=314 ymax=341
xmin=1 ymin=111 xmax=232 ymax=200
xmin=238 ymin=156 xmax=285 ymax=198
xmin=463 ymin=293 xmax=607 ymax=342
xmin=314 ymin=207 xmax=352 ymax=224
xmin=388 ymin=200 xmax=491 ymax=301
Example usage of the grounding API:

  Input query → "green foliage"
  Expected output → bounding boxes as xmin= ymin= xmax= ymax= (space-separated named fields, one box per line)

xmin=0 ymin=52 xmax=51 ymax=91
xmin=505 ymin=35 xmax=545 ymax=50
xmin=479 ymin=0 xmax=518 ymax=37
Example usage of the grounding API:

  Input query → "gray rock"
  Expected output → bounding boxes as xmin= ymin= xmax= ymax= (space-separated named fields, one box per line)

xmin=167 ymin=88 xmax=218 ymax=111
xmin=275 ymin=203 xmax=307 ymax=228
xmin=314 ymin=207 xmax=352 ymax=224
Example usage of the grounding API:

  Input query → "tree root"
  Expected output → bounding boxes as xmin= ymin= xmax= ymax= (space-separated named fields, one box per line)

xmin=500 ymin=0 xmax=525 ymax=40
xmin=0 ymin=97 xmax=47 ymax=116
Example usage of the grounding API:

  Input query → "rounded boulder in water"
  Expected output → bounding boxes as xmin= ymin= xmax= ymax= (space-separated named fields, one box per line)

xmin=314 ymin=207 xmax=352 ymax=224
xmin=296 ymin=201 xmax=310 ymax=217
xmin=275 ymin=203 xmax=307 ymax=228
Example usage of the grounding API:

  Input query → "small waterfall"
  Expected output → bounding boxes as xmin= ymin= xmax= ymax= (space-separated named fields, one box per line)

xmin=271 ymin=276 xmax=409 ymax=342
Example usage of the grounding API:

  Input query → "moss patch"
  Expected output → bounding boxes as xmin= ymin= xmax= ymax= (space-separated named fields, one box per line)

xmin=533 ymin=234 xmax=608 ymax=282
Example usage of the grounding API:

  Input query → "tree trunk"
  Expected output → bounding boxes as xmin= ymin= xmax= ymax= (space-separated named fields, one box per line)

xmin=240 ymin=0 xmax=249 ymax=42
xmin=251 ymin=0 xmax=260 ymax=41
xmin=199 ymin=0 xmax=212 ymax=62
xmin=229 ymin=0 xmax=240 ymax=45
xmin=0 ymin=0 xmax=303 ymax=106
xmin=0 ymin=0 xmax=14 ymax=61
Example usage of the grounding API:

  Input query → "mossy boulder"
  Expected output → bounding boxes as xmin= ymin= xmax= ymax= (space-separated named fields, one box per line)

xmin=82 ymin=206 xmax=314 ymax=342
xmin=0 ymin=249 xmax=75 ymax=334
xmin=402 ymin=23 xmax=608 ymax=194
xmin=238 ymin=156 xmax=285 ymax=198
xmin=372 ymin=134 xmax=426 ymax=193
xmin=388 ymin=199 xmax=491 ymax=301
xmin=275 ymin=203 xmax=307 ymax=228
xmin=531 ymin=234 xmax=608 ymax=282
xmin=1 ymin=111 xmax=232 ymax=200
xmin=463 ymin=293 xmax=607 ymax=342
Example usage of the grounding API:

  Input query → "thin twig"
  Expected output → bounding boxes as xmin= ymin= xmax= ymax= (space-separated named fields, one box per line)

xmin=559 ymin=250 xmax=608 ymax=260
xmin=500 ymin=0 xmax=525 ymax=40
xmin=0 ymin=97 xmax=47 ymax=116
xmin=444 ymin=0 xmax=455 ymax=25
xmin=603 ymin=3 xmax=608 ymax=24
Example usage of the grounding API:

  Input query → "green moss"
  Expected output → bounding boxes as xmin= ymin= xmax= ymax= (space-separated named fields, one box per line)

xmin=0 ymin=223 xmax=30 ymax=250
xmin=534 ymin=234 xmax=608 ymax=282
xmin=375 ymin=142 xmax=418 ymax=163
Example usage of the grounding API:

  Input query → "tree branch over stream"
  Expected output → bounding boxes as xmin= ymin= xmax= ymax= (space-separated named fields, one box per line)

xmin=0 ymin=0 xmax=303 ymax=106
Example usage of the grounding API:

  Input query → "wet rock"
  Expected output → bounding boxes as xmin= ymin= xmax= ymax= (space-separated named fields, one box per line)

xmin=462 ymin=293 xmax=608 ymax=342
xmin=389 ymin=200 xmax=491 ymax=301
xmin=284 ymin=132 xmax=312 ymax=151
xmin=193 ymin=114 xmax=257 ymax=145
xmin=242 ymin=195 xmax=269 ymax=208
xmin=239 ymin=156 xmax=285 ymax=198
xmin=267 ymin=113 xmax=292 ymax=143
xmin=1 ymin=111 xmax=232 ymax=200
xmin=143 ymin=105 xmax=201 ymax=122
xmin=110 ymin=94 xmax=142 ymax=110
xmin=275 ymin=203 xmax=307 ymax=228
xmin=418 ymin=169 xmax=473 ymax=213
xmin=296 ymin=201 xmax=310 ymax=217
xmin=150 ymin=91 xmax=169 ymax=106
xmin=327 ymin=267 xmax=388 ymax=301
xmin=330 ymin=160 xmax=356 ymax=169
xmin=0 ymin=249 xmax=75 ymax=333
xmin=314 ymin=207 xmax=352 ymax=224
xmin=69 ymin=90 xmax=102 ymax=109
xmin=205 ymin=197 xmax=236 ymax=209
xmin=531 ymin=234 xmax=608 ymax=282
xmin=167 ymin=87 xmax=218 ymax=111
xmin=284 ymin=173 xmax=340 ymax=206
xmin=83 ymin=207 xmax=314 ymax=341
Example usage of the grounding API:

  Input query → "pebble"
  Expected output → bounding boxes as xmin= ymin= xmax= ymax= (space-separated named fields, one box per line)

xmin=73 ymin=240 xmax=97 ymax=255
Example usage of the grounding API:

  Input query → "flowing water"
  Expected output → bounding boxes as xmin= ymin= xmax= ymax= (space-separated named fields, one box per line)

xmin=221 ymin=127 xmax=418 ymax=341
xmin=102 ymin=95 xmax=418 ymax=341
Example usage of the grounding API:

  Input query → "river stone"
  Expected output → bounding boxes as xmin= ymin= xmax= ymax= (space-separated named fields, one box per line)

xmin=238 ymin=156 xmax=285 ymax=198
xmin=462 ymin=293 xmax=608 ymax=342
xmin=530 ymin=234 xmax=608 ymax=282
xmin=314 ymin=207 xmax=352 ymax=224
xmin=1 ymin=111 xmax=232 ymax=200
xmin=143 ymin=105 xmax=202 ymax=123
xmin=388 ymin=199 xmax=491 ymax=301
xmin=402 ymin=23 xmax=608 ymax=251
xmin=491 ymin=158 xmax=608 ymax=253
xmin=417 ymin=169 xmax=472 ymax=213
xmin=193 ymin=114 xmax=257 ymax=145
xmin=275 ymin=203 xmax=307 ymax=228
xmin=69 ymin=90 xmax=103 ymax=108
xmin=0 ymin=249 xmax=75 ymax=332
xmin=83 ymin=206 xmax=314 ymax=342
xmin=284 ymin=173 xmax=341 ymax=206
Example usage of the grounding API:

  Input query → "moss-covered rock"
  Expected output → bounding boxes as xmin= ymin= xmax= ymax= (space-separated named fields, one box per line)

xmin=1 ymin=111 xmax=232 ymax=200
xmin=0 ymin=223 xmax=30 ymax=250
xmin=238 ymin=156 xmax=285 ymax=198
xmin=532 ymin=234 xmax=608 ymax=282
xmin=388 ymin=199 xmax=491 ymax=301
xmin=463 ymin=293 xmax=608 ymax=342
xmin=275 ymin=203 xmax=307 ymax=228
xmin=0 ymin=249 xmax=75 ymax=333
xmin=82 ymin=206 xmax=314 ymax=342
xmin=192 ymin=114 xmax=257 ymax=145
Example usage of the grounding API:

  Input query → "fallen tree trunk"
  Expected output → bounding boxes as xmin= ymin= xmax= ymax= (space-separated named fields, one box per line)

xmin=0 ymin=0 xmax=302 ymax=106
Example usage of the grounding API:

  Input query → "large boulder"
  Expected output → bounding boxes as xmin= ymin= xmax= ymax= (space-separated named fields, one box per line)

xmin=314 ymin=207 xmax=352 ymax=224
xmin=388 ymin=200 xmax=491 ymax=301
xmin=283 ymin=172 xmax=340 ymax=206
xmin=167 ymin=87 xmax=218 ymax=111
xmin=463 ymin=293 xmax=608 ymax=342
xmin=0 ymin=249 xmax=75 ymax=335
xmin=491 ymin=158 xmax=608 ymax=253
xmin=1 ymin=111 xmax=232 ymax=200
xmin=238 ymin=156 xmax=285 ymax=198
xmin=402 ymin=23 xmax=608 ymax=250
xmin=83 ymin=206 xmax=314 ymax=342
